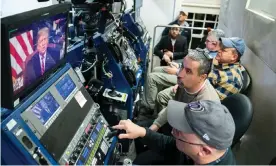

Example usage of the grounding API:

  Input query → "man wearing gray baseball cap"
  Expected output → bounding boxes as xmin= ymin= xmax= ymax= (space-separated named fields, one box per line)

xmin=113 ymin=100 xmax=236 ymax=165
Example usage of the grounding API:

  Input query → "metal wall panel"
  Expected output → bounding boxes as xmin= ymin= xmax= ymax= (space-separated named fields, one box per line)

xmin=218 ymin=0 xmax=276 ymax=164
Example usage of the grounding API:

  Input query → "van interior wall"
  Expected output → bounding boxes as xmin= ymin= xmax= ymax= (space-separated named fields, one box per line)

xmin=218 ymin=0 xmax=276 ymax=164
xmin=140 ymin=0 xmax=176 ymax=45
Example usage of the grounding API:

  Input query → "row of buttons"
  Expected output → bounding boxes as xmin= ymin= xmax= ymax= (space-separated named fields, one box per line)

xmin=45 ymin=109 xmax=61 ymax=128
xmin=68 ymin=120 xmax=103 ymax=165
xmin=100 ymin=140 xmax=109 ymax=155
xmin=85 ymin=127 xmax=106 ymax=165
xmin=59 ymin=112 xmax=95 ymax=164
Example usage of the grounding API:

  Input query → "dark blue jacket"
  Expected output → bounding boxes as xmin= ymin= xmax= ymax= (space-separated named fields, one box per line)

xmin=141 ymin=128 xmax=236 ymax=165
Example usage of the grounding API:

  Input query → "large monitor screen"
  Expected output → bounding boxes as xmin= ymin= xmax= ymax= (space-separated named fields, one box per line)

xmin=30 ymin=92 xmax=60 ymax=125
xmin=55 ymin=74 xmax=76 ymax=100
xmin=9 ymin=13 xmax=67 ymax=95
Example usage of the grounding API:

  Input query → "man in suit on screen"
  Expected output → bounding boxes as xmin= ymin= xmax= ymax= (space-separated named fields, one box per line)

xmin=24 ymin=27 xmax=57 ymax=86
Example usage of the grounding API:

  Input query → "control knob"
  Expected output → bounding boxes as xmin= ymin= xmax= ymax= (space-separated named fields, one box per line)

xmin=84 ymin=134 xmax=89 ymax=139
xmin=94 ymin=111 xmax=101 ymax=118
xmin=69 ymin=156 xmax=77 ymax=165
xmin=88 ymin=126 xmax=94 ymax=134
xmin=69 ymin=160 xmax=75 ymax=165
xmin=78 ymin=142 xmax=85 ymax=148
xmin=75 ymin=147 xmax=82 ymax=154
xmin=73 ymin=152 xmax=79 ymax=158
xmin=97 ymin=152 xmax=102 ymax=160
xmin=80 ymin=136 xmax=87 ymax=142
xmin=81 ymin=135 xmax=88 ymax=142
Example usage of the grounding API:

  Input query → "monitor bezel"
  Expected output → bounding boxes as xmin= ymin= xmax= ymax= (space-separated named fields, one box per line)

xmin=1 ymin=3 xmax=71 ymax=109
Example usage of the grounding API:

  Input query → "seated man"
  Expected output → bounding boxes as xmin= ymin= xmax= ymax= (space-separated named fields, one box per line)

xmin=150 ymin=49 xmax=220 ymax=131
xmin=162 ymin=11 xmax=191 ymax=45
xmin=197 ymin=27 xmax=212 ymax=49
xmin=209 ymin=37 xmax=245 ymax=100
xmin=113 ymin=100 xmax=236 ymax=165
xmin=155 ymin=29 xmax=226 ymax=110
xmin=204 ymin=29 xmax=225 ymax=58
xmin=140 ymin=64 xmax=179 ymax=114
xmin=150 ymin=37 xmax=246 ymax=131
xmin=154 ymin=24 xmax=188 ymax=66
xmin=141 ymin=29 xmax=225 ymax=116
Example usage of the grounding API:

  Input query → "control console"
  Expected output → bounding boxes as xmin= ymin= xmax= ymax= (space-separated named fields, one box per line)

xmin=60 ymin=109 xmax=112 ymax=165
xmin=1 ymin=64 xmax=118 ymax=165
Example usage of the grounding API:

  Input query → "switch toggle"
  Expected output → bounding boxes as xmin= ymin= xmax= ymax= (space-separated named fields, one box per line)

xmin=75 ymin=147 xmax=82 ymax=154
xmin=69 ymin=159 xmax=76 ymax=165
xmin=78 ymin=142 xmax=85 ymax=148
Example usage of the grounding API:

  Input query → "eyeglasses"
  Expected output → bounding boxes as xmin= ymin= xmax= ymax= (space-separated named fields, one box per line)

xmin=174 ymin=137 xmax=206 ymax=146
xmin=172 ymin=129 xmax=206 ymax=146
xmin=205 ymin=39 xmax=216 ymax=43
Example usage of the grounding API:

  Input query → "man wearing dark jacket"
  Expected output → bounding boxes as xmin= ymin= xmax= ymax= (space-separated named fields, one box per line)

xmin=113 ymin=100 xmax=236 ymax=165
xmin=162 ymin=11 xmax=192 ymax=45
xmin=154 ymin=24 xmax=188 ymax=66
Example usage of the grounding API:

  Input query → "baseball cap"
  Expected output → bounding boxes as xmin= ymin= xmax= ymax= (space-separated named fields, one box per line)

xmin=179 ymin=11 xmax=188 ymax=16
xmin=219 ymin=37 xmax=245 ymax=57
xmin=167 ymin=100 xmax=235 ymax=150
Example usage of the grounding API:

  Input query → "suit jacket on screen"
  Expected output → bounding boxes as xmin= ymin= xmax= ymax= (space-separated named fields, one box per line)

xmin=24 ymin=51 xmax=57 ymax=86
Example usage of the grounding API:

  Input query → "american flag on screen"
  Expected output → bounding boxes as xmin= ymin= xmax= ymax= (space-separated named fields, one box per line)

xmin=9 ymin=30 xmax=34 ymax=91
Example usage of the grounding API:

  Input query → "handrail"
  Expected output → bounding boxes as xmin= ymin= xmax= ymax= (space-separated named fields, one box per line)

xmin=151 ymin=25 xmax=212 ymax=72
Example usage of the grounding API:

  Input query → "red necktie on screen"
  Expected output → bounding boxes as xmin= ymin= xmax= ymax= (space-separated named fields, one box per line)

xmin=41 ymin=55 xmax=45 ymax=75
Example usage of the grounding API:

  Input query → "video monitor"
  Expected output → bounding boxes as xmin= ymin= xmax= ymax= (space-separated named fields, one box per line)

xmin=55 ymin=74 xmax=76 ymax=100
xmin=30 ymin=92 xmax=60 ymax=126
xmin=10 ymin=13 xmax=67 ymax=95
xmin=1 ymin=3 xmax=71 ymax=109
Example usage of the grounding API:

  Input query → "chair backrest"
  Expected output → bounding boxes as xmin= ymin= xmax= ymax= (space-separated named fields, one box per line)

xmin=240 ymin=67 xmax=251 ymax=94
xmin=221 ymin=93 xmax=253 ymax=146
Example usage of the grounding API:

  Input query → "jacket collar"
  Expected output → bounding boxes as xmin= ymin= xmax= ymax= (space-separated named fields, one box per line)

xmin=213 ymin=59 xmax=241 ymax=70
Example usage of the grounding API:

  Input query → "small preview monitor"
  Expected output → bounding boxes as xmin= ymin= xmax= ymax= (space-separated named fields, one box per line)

xmin=30 ymin=92 xmax=60 ymax=125
xmin=55 ymin=74 xmax=76 ymax=100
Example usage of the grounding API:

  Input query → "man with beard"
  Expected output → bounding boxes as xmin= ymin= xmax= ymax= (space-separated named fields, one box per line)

xmin=139 ymin=29 xmax=224 ymax=120
xmin=150 ymin=49 xmax=220 ymax=132
xmin=154 ymin=24 xmax=188 ymax=66
xmin=162 ymin=11 xmax=191 ymax=45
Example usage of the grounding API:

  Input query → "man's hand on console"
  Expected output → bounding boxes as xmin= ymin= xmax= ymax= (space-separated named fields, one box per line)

xmin=112 ymin=119 xmax=146 ymax=139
